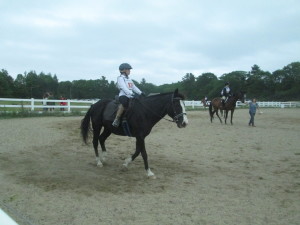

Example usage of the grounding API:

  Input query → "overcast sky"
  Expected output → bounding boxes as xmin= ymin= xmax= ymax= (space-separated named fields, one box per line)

xmin=1 ymin=0 xmax=299 ymax=85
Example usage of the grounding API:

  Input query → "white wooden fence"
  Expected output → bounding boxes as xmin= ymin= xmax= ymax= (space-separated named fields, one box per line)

xmin=0 ymin=98 xmax=298 ymax=112
xmin=0 ymin=98 xmax=97 ymax=112
xmin=184 ymin=100 xmax=299 ymax=108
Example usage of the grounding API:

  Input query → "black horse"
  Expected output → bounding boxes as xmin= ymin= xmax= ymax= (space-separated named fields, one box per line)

xmin=209 ymin=91 xmax=245 ymax=124
xmin=80 ymin=89 xmax=188 ymax=178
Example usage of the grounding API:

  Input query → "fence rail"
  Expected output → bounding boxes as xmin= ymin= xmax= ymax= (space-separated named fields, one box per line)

xmin=184 ymin=100 xmax=299 ymax=108
xmin=0 ymin=98 xmax=97 ymax=112
xmin=0 ymin=98 xmax=299 ymax=112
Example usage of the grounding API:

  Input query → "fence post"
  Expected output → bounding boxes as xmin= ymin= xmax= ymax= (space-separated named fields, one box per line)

xmin=67 ymin=100 xmax=71 ymax=112
xmin=31 ymin=98 xmax=34 ymax=111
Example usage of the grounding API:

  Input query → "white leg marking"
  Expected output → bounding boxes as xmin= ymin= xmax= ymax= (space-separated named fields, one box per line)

xmin=147 ymin=168 xmax=156 ymax=179
xmin=96 ymin=157 xmax=103 ymax=167
xmin=100 ymin=151 xmax=107 ymax=162
xmin=123 ymin=157 xmax=132 ymax=167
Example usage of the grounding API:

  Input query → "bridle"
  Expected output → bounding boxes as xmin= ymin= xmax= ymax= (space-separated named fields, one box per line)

xmin=171 ymin=94 xmax=187 ymax=123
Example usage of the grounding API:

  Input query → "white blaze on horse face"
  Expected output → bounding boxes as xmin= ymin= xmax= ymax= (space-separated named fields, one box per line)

xmin=180 ymin=100 xmax=188 ymax=125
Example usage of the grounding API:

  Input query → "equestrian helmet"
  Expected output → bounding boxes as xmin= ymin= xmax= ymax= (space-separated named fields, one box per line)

xmin=225 ymin=82 xmax=230 ymax=85
xmin=119 ymin=63 xmax=132 ymax=71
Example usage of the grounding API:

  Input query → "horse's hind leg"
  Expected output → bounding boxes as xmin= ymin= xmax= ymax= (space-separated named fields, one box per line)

xmin=99 ymin=127 xmax=111 ymax=163
xmin=230 ymin=109 xmax=234 ymax=125
xmin=92 ymin=123 xmax=103 ymax=167
xmin=224 ymin=110 xmax=229 ymax=124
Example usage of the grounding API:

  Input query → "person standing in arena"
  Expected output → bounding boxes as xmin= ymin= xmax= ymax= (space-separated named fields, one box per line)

xmin=248 ymin=98 xmax=259 ymax=127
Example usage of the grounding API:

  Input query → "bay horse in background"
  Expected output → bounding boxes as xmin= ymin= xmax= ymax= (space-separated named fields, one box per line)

xmin=202 ymin=97 xmax=223 ymax=114
xmin=201 ymin=97 xmax=209 ymax=109
xmin=209 ymin=91 xmax=245 ymax=125
xmin=81 ymin=89 xmax=188 ymax=178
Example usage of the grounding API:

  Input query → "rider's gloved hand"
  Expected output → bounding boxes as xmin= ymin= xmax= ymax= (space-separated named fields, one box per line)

xmin=140 ymin=92 xmax=146 ymax=97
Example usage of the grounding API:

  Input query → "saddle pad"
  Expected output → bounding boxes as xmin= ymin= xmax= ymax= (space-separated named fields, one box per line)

xmin=103 ymin=101 xmax=118 ymax=121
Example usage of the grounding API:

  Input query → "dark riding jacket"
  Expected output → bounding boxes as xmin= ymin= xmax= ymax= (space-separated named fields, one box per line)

xmin=221 ymin=86 xmax=231 ymax=97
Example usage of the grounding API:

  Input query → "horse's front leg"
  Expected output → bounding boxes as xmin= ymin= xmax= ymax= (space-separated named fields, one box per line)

xmin=138 ymin=138 xmax=155 ymax=178
xmin=123 ymin=137 xmax=155 ymax=178
xmin=216 ymin=110 xmax=223 ymax=123
xmin=210 ymin=110 xmax=215 ymax=123
xmin=230 ymin=109 xmax=234 ymax=125
xmin=123 ymin=142 xmax=140 ymax=168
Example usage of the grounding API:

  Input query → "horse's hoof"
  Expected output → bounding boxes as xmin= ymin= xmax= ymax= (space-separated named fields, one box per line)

xmin=146 ymin=168 xmax=156 ymax=179
xmin=148 ymin=175 xmax=157 ymax=179
xmin=97 ymin=162 xmax=103 ymax=167
xmin=121 ymin=164 xmax=129 ymax=171
xmin=101 ymin=152 xmax=107 ymax=162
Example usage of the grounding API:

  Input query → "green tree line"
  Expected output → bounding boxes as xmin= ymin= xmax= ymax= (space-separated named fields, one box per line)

xmin=0 ymin=62 xmax=299 ymax=101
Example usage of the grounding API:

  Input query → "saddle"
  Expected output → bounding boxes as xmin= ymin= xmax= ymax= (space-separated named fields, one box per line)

xmin=103 ymin=96 xmax=136 ymax=122
xmin=103 ymin=97 xmax=135 ymax=137
xmin=103 ymin=100 xmax=119 ymax=121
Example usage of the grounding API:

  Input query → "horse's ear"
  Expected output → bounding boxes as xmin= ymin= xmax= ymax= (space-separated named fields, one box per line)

xmin=173 ymin=88 xmax=185 ymax=100
xmin=174 ymin=88 xmax=179 ymax=95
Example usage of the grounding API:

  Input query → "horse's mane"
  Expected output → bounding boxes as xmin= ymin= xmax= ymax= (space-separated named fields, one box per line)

xmin=147 ymin=92 xmax=172 ymax=98
xmin=146 ymin=91 xmax=185 ymax=100
xmin=133 ymin=91 xmax=185 ymax=110
xmin=232 ymin=91 xmax=245 ymax=97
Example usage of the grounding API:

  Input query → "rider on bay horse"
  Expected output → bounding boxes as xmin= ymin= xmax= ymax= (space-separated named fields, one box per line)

xmin=112 ymin=63 xmax=145 ymax=127
xmin=220 ymin=82 xmax=232 ymax=108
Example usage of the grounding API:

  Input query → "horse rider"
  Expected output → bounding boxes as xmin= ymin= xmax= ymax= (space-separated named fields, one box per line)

xmin=112 ymin=63 xmax=145 ymax=127
xmin=204 ymin=96 xmax=208 ymax=104
xmin=220 ymin=82 xmax=231 ymax=108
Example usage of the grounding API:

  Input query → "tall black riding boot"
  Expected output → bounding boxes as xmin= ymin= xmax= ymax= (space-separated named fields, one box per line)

xmin=112 ymin=104 xmax=124 ymax=127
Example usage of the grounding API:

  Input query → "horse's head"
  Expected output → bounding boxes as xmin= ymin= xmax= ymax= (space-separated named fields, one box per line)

xmin=233 ymin=91 xmax=246 ymax=103
xmin=168 ymin=89 xmax=188 ymax=128
xmin=239 ymin=91 xmax=246 ymax=103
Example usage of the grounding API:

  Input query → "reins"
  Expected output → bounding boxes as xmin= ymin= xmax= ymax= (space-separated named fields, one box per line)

xmin=225 ymin=92 xmax=244 ymax=109
xmin=134 ymin=94 xmax=184 ymax=123
xmin=134 ymin=97 xmax=174 ymax=122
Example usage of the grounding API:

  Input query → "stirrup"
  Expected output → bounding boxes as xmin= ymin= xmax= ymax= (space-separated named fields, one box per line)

xmin=112 ymin=118 xmax=120 ymax=127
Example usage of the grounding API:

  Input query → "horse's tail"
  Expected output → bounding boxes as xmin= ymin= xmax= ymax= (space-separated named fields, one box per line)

xmin=81 ymin=106 xmax=92 ymax=144
xmin=209 ymin=101 xmax=213 ymax=118
xmin=80 ymin=99 xmax=111 ymax=144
